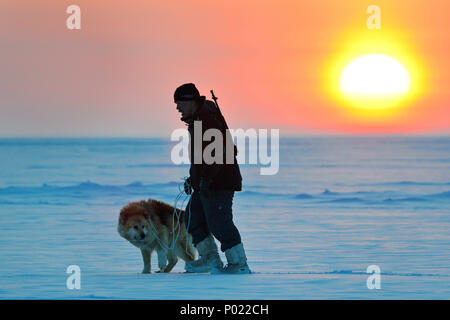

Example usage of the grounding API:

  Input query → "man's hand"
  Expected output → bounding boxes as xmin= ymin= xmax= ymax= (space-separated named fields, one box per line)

xmin=199 ymin=178 xmax=212 ymax=198
xmin=184 ymin=177 xmax=192 ymax=195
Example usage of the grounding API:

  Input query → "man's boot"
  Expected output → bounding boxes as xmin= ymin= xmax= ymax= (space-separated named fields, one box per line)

xmin=213 ymin=243 xmax=251 ymax=274
xmin=185 ymin=234 xmax=223 ymax=273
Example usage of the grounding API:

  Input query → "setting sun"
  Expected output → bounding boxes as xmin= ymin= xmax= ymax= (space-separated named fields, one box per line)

xmin=340 ymin=54 xmax=410 ymax=96
xmin=323 ymin=29 xmax=427 ymax=119
xmin=338 ymin=54 xmax=411 ymax=110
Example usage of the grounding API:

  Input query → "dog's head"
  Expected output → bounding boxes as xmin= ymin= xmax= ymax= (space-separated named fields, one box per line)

xmin=118 ymin=201 xmax=153 ymax=245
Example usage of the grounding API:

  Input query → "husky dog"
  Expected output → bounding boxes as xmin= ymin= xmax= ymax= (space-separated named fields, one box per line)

xmin=118 ymin=199 xmax=196 ymax=273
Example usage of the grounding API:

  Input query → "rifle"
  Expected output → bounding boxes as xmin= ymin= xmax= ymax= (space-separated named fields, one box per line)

xmin=210 ymin=90 xmax=228 ymax=129
xmin=210 ymin=90 xmax=238 ymax=157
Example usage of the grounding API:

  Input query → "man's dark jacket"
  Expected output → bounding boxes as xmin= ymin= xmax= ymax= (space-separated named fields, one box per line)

xmin=184 ymin=99 xmax=242 ymax=192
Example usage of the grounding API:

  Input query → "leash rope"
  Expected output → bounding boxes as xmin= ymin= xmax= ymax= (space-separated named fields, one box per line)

xmin=145 ymin=176 xmax=195 ymax=259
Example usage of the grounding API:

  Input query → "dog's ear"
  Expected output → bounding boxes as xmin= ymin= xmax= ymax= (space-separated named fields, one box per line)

xmin=142 ymin=200 xmax=155 ymax=220
xmin=136 ymin=201 xmax=149 ymax=218
xmin=119 ymin=203 xmax=136 ymax=225
xmin=145 ymin=205 xmax=154 ymax=221
xmin=118 ymin=213 xmax=126 ymax=225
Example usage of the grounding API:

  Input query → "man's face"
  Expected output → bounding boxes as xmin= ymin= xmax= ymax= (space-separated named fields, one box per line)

xmin=176 ymin=100 xmax=197 ymax=121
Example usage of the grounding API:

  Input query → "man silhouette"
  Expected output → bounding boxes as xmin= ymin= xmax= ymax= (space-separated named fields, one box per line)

xmin=174 ymin=83 xmax=251 ymax=274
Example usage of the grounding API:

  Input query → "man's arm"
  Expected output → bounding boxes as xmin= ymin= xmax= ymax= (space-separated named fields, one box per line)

xmin=200 ymin=113 xmax=227 ymax=183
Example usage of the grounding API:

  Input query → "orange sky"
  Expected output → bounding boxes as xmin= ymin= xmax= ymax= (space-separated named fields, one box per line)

xmin=0 ymin=0 xmax=449 ymax=136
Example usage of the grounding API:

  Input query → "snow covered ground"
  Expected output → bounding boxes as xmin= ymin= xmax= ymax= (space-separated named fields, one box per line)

xmin=0 ymin=136 xmax=449 ymax=299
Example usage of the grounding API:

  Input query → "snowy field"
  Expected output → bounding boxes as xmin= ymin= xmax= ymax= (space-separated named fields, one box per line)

xmin=0 ymin=136 xmax=449 ymax=299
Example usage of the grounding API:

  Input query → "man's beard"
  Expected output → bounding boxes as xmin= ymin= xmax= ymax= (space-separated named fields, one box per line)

xmin=180 ymin=113 xmax=191 ymax=122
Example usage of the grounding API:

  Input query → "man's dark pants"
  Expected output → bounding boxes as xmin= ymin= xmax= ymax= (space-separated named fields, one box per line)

xmin=186 ymin=190 xmax=242 ymax=252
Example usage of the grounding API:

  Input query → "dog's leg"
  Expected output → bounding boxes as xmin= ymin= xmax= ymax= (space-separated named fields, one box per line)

xmin=155 ymin=230 xmax=178 ymax=273
xmin=162 ymin=251 xmax=178 ymax=273
xmin=140 ymin=248 xmax=151 ymax=274
xmin=175 ymin=238 xmax=196 ymax=262
xmin=156 ymin=249 xmax=168 ymax=272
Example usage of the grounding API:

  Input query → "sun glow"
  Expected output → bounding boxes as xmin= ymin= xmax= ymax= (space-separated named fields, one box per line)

xmin=323 ymin=30 xmax=426 ymax=119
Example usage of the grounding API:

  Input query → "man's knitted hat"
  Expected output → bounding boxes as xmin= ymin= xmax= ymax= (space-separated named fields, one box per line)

xmin=174 ymin=83 xmax=201 ymax=103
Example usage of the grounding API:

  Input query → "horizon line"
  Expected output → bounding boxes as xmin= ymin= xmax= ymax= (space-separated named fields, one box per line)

xmin=0 ymin=132 xmax=449 ymax=139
